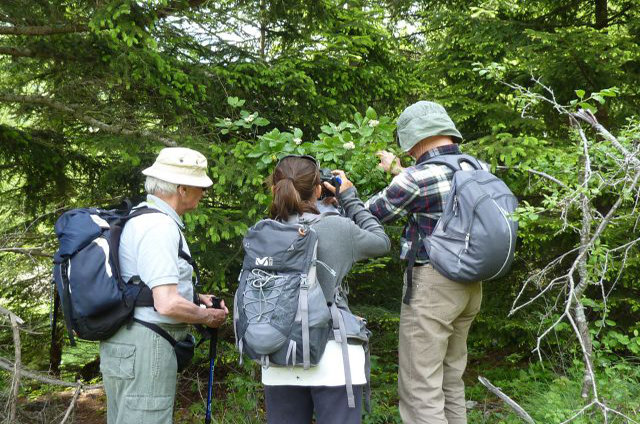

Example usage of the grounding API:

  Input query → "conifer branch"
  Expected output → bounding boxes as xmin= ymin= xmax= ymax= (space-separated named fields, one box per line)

xmin=0 ymin=24 xmax=88 ymax=36
xmin=0 ymin=93 xmax=177 ymax=146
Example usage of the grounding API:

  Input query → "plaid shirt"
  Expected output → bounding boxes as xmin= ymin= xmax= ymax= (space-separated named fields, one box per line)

xmin=366 ymin=144 xmax=473 ymax=263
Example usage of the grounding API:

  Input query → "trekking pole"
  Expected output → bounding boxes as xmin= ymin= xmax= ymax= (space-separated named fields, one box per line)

xmin=205 ymin=327 xmax=218 ymax=424
xmin=205 ymin=297 xmax=222 ymax=424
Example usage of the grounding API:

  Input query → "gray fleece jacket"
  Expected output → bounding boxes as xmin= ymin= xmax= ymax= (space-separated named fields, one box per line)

xmin=286 ymin=187 xmax=391 ymax=305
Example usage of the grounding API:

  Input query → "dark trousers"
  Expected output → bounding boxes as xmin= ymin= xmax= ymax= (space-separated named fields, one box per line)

xmin=264 ymin=385 xmax=363 ymax=424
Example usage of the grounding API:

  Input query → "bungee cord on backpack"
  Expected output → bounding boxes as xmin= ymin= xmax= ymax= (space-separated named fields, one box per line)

xmin=244 ymin=269 xmax=287 ymax=323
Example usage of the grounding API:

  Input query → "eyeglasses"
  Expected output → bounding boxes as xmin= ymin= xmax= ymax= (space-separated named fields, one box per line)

xmin=275 ymin=154 xmax=320 ymax=170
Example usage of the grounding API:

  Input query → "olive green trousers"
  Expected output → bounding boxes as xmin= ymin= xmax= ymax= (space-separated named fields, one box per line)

xmin=398 ymin=264 xmax=482 ymax=424
xmin=100 ymin=321 xmax=188 ymax=424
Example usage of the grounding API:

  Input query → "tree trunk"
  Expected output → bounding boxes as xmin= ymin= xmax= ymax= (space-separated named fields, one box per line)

xmin=595 ymin=0 xmax=608 ymax=29
xmin=49 ymin=321 xmax=63 ymax=376
xmin=573 ymin=302 xmax=595 ymax=398
xmin=260 ymin=0 xmax=266 ymax=59
xmin=575 ymin=156 xmax=595 ymax=400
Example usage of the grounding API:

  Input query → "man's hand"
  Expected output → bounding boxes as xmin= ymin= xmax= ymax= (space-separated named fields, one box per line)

xmin=203 ymin=301 xmax=228 ymax=328
xmin=198 ymin=293 xmax=220 ymax=308
xmin=376 ymin=150 xmax=403 ymax=175
xmin=152 ymin=284 xmax=229 ymax=328
xmin=322 ymin=170 xmax=353 ymax=194
xmin=199 ymin=294 xmax=229 ymax=328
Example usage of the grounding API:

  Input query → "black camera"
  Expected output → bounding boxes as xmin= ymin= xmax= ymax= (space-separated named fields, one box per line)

xmin=319 ymin=168 xmax=341 ymax=198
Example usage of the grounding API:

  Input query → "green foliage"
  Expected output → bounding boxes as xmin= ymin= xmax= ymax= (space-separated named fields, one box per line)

xmin=2 ymin=0 xmax=640 ymax=421
xmin=247 ymin=106 xmax=396 ymax=197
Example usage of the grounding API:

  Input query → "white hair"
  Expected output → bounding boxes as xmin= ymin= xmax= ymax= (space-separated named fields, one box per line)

xmin=144 ymin=176 xmax=178 ymax=196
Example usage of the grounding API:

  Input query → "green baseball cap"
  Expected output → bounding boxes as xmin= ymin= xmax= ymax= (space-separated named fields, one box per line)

xmin=397 ymin=101 xmax=462 ymax=152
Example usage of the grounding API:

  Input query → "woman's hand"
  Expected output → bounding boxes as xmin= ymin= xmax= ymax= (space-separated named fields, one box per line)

xmin=322 ymin=169 xmax=353 ymax=194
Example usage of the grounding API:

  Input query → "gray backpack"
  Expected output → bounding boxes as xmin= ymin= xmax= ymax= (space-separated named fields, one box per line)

xmin=407 ymin=154 xmax=518 ymax=298
xmin=234 ymin=215 xmax=369 ymax=409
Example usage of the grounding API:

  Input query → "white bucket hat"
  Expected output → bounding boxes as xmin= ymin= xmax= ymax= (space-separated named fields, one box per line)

xmin=142 ymin=147 xmax=214 ymax=188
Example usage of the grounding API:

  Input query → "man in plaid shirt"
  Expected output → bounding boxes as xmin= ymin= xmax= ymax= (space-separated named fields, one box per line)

xmin=365 ymin=101 xmax=483 ymax=424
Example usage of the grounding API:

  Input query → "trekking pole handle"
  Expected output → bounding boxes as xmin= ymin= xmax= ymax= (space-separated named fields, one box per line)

xmin=210 ymin=297 xmax=221 ymax=357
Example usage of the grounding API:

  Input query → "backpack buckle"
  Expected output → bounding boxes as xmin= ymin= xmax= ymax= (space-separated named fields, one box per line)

xmin=300 ymin=274 xmax=309 ymax=288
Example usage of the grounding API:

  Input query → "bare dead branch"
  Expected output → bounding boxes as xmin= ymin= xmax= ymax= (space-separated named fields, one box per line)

xmin=478 ymin=376 xmax=535 ymax=423
xmin=5 ymin=312 xmax=21 ymax=423
xmin=510 ymin=247 xmax=580 ymax=315
xmin=560 ymin=401 xmax=597 ymax=424
xmin=59 ymin=385 xmax=82 ymax=424
xmin=496 ymin=165 xmax=568 ymax=188
xmin=0 ymin=93 xmax=177 ymax=146
xmin=573 ymin=109 xmax=640 ymax=169
xmin=0 ymin=357 xmax=102 ymax=390
xmin=0 ymin=247 xmax=53 ymax=258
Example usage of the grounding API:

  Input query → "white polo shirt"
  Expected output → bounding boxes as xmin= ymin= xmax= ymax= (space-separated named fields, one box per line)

xmin=119 ymin=195 xmax=195 ymax=324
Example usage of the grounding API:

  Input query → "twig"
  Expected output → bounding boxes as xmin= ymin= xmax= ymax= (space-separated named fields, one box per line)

xmin=0 ymin=247 xmax=53 ymax=258
xmin=573 ymin=109 xmax=640 ymax=169
xmin=496 ymin=165 xmax=568 ymax=188
xmin=59 ymin=385 xmax=82 ymax=424
xmin=478 ymin=376 xmax=535 ymax=423
xmin=560 ymin=401 xmax=597 ymax=424
xmin=0 ymin=357 xmax=102 ymax=390
xmin=4 ymin=311 xmax=22 ymax=424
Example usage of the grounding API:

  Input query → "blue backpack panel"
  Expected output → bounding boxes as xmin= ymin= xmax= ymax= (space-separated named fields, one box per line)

xmin=52 ymin=206 xmax=159 ymax=345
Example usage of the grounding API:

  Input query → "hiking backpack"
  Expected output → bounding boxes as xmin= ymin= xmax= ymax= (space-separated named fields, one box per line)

xmin=51 ymin=203 xmax=198 ymax=345
xmin=233 ymin=215 xmax=369 ymax=409
xmin=407 ymin=154 xmax=518 ymax=291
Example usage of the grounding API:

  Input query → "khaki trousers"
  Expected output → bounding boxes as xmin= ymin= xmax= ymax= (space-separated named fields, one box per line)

xmin=398 ymin=265 xmax=482 ymax=424
xmin=100 ymin=321 xmax=188 ymax=424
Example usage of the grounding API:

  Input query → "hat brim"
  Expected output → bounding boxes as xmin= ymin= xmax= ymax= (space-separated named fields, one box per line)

xmin=398 ymin=115 xmax=463 ymax=152
xmin=142 ymin=167 xmax=214 ymax=188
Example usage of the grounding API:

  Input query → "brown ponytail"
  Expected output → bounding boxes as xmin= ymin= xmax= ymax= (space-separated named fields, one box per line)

xmin=268 ymin=156 xmax=320 ymax=221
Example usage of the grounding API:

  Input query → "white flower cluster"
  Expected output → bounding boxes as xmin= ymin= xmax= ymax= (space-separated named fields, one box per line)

xmin=343 ymin=141 xmax=356 ymax=150
xmin=294 ymin=137 xmax=302 ymax=145
xmin=244 ymin=113 xmax=257 ymax=123
xmin=368 ymin=119 xmax=379 ymax=127
xmin=223 ymin=118 xmax=232 ymax=126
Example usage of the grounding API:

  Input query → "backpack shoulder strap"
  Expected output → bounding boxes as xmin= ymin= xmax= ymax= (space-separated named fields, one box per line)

xmin=424 ymin=154 xmax=482 ymax=172
xmin=109 ymin=206 xmax=165 ymax=284
xmin=298 ymin=211 xmax=341 ymax=228
xmin=329 ymin=302 xmax=356 ymax=409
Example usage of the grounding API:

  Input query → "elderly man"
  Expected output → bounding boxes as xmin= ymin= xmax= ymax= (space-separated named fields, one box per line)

xmin=366 ymin=101 xmax=483 ymax=424
xmin=100 ymin=147 xmax=228 ymax=424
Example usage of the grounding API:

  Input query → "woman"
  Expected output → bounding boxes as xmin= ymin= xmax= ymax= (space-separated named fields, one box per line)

xmin=262 ymin=155 xmax=390 ymax=424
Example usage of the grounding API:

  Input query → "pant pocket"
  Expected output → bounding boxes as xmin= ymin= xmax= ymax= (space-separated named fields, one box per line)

xmin=100 ymin=342 xmax=135 ymax=379
xmin=125 ymin=395 xmax=174 ymax=424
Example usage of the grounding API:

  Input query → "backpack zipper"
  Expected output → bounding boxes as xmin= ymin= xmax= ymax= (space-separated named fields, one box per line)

xmin=488 ymin=199 xmax=514 ymax=280
xmin=461 ymin=194 xmax=490 ymax=251
xmin=315 ymin=260 xmax=337 ymax=277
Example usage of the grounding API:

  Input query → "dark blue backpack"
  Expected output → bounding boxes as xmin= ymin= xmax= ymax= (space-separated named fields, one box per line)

xmin=52 ymin=205 xmax=160 ymax=345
